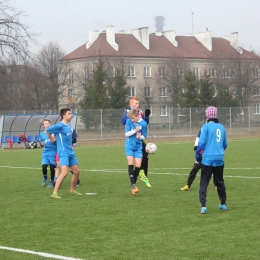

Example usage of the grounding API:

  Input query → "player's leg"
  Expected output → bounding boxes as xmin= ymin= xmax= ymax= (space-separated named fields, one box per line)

xmin=53 ymin=153 xmax=60 ymax=186
xmin=181 ymin=162 xmax=201 ymax=191
xmin=47 ymin=164 xmax=55 ymax=187
xmin=139 ymin=142 xmax=152 ymax=187
xmin=141 ymin=141 xmax=148 ymax=176
xmin=213 ymin=165 xmax=227 ymax=210
xmin=199 ymin=164 xmax=212 ymax=214
xmin=51 ymin=156 xmax=69 ymax=198
xmin=41 ymin=158 xmax=48 ymax=186
xmin=69 ymin=165 xmax=82 ymax=195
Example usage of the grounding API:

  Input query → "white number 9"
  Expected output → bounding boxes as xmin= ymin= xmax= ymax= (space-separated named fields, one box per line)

xmin=216 ymin=129 xmax=221 ymax=142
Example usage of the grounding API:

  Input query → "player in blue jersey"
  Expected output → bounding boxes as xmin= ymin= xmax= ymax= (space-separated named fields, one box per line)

xmin=46 ymin=108 xmax=81 ymax=199
xmin=196 ymin=106 xmax=228 ymax=214
xmin=125 ymin=109 xmax=147 ymax=195
xmin=122 ymin=96 xmax=152 ymax=187
xmin=40 ymin=119 xmax=56 ymax=188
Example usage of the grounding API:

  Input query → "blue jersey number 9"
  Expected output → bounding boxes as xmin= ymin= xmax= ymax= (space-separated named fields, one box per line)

xmin=216 ymin=129 xmax=221 ymax=142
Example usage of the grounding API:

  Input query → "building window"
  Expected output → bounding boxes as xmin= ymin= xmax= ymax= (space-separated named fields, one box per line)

xmin=160 ymin=87 xmax=167 ymax=97
xmin=108 ymin=66 xmax=115 ymax=77
xmin=254 ymin=68 xmax=259 ymax=78
xmin=224 ymin=68 xmax=231 ymax=78
xmin=84 ymin=68 xmax=89 ymax=83
xmin=129 ymin=86 xmax=135 ymax=96
xmin=254 ymin=87 xmax=260 ymax=96
xmin=127 ymin=66 xmax=135 ymax=77
xmin=68 ymin=69 xmax=73 ymax=84
xmin=193 ymin=68 xmax=200 ymax=79
xmin=68 ymin=89 xmax=74 ymax=99
xmin=144 ymin=67 xmax=151 ymax=77
xmin=254 ymin=104 xmax=260 ymax=114
xmin=159 ymin=67 xmax=166 ymax=77
xmin=160 ymin=106 xmax=167 ymax=116
xmin=144 ymin=87 xmax=151 ymax=97
xmin=209 ymin=68 xmax=217 ymax=78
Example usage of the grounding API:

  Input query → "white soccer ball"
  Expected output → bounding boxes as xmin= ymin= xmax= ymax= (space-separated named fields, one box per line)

xmin=145 ymin=143 xmax=157 ymax=154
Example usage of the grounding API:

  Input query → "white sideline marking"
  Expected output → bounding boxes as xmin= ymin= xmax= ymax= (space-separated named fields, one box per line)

xmin=0 ymin=246 xmax=84 ymax=260
xmin=1 ymin=165 xmax=260 ymax=179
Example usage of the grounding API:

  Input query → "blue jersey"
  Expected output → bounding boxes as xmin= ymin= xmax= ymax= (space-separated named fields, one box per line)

xmin=40 ymin=131 xmax=56 ymax=156
xmin=125 ymin=118 xmax=147 ymax=150
xmin=196 ymin=121 xmax=227 ymax=166
xmin=121 ymin=107 xmax=149 ymax=125
xmin=47 ymin=122 xmax=75 ymax=157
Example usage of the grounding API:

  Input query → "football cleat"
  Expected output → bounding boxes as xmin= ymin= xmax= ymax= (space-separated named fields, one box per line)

xmin=200 ymin=207 xmax=207 ymax=214
xmin=131 ymin=185 xmax=139 ymax=195
xmin=219 ymin=204 xmax=227 ymax=211
xmin=139 ymin=170 xmax=152 ymax=187
xmin=47 ymin=182 xmax=53 ymax=188
xmin=214 ymin=186 xmax=218 ymax=190
xmin=69 ymin=191 xmax=83 ymax=196
xmin=51 ymin=193 xmax=62 ymax=199
xmin=42 ymin=178 xmax=47 ymax=186
xmin=180 ymin=185 xmax=190 ymax=191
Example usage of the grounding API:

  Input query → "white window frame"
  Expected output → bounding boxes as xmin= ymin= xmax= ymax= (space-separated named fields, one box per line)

xmin=193 ymin=67 xmax=200 ymax=79
xmin=68 ymin=89 xmax=74 ymax=99
xmin=108 ymin=66 xmax=115 ymax=77
xmin=129 ymin=86 xmax=135 ymax=96
xmin=159 ymin=67 xmax=166 ymax=77
xmin=69 ymin=69 xmax=73 ymax=84
xmin=254 ymin=68 xmax=259 ymax=78
xmin=209 ymin=68 xmax=217 ymax=78
xmin=254 ymin=104 xmax=260 ymax=114
xmin=253 ymin=87 xmax=259 ymax=96
xmin=144 ymin=67 xmax=151 ymax=77
xmin=160 ymin=106 xmax=167 ymax=116
xmin=159 ymin=87 xmax=167 ymax=97
xmin=127 ymin=66 xmax=135 ymax=77
xmin=144 ymin=86 xmax=151 ymax=97
xmin=224 ymin=68 xmax=231 ymax=78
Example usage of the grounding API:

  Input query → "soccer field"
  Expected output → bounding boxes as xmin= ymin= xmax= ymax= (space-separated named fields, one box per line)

xmin=0 ymin=138 xmax=260 ymax=260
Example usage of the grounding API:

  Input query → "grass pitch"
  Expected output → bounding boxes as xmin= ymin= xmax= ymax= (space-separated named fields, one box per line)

xmin=0 ymin=138 xmax=260 ymax=260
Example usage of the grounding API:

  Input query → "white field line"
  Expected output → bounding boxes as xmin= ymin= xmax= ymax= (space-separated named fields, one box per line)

xmin=0 ymin=246 xmax=84 ymax=260
xmin=0 ymin=165 xmax=260 ymax=179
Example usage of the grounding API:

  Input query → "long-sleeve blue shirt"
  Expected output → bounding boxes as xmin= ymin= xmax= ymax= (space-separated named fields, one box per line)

xmin=121 ymin=107 xmax=149 ymax=125
xmin=196 ymin=121 xmax=227 ymax=166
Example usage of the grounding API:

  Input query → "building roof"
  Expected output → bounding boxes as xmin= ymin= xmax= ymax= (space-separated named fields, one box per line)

xmin=61 ymin=32 xmax=259 ymax=61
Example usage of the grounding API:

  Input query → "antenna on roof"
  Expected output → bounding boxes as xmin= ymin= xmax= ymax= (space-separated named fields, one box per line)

xmin=191 ymin=12 xmax=194 ymax=36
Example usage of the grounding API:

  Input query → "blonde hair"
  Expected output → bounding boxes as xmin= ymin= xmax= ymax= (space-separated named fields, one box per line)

xmin=41 ymin=118 xmax=50 ymax=125
xmin=127 ymin=109 xmax=139 ymax=118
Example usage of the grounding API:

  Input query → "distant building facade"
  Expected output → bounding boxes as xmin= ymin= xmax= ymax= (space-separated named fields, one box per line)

xmin=59 ymin=26 xmax=260 ymax=122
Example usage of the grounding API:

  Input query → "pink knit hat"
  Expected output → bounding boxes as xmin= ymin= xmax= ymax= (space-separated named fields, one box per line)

xmin=205 ymin=106 xmax=218 ymax=118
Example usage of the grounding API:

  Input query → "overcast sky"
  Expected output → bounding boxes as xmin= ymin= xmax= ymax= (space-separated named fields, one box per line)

xmin=10 ymin=0 xmax=260 ymax=55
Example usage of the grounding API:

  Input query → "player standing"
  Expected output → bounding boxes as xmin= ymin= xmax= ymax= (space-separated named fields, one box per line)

xmin=40 ymin=119 xmax=56 ymax=187
xmin=125 ymin=109 xmax=147 ymax=195
xmin=196 ymin=106 xmax=228 ymax=214
xmin=46 ymin=108 xmax=81 ymax=199
xmin=122 ymin=96 xmax=151 ymax=187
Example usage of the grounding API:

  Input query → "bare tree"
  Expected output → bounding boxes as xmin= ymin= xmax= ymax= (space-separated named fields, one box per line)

xmin=34 ymin=42 xmax=67 ymax=109
xmin=0 ymin=0 xmax=35 ymax=64
xmin=154 ymin=56 xmax=190 ymax=126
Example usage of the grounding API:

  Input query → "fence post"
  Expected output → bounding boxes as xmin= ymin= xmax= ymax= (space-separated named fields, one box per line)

xmin=248 ymin=107 xmax=251 ymax=133
xmin=168 ymin=106 xmax=171 ymax=136
xmin=100 ymin=109 xmax=103 ymax=139
xmin=190 ymin=108 xmax=192 ymax=135
xmin=229 ymin=107 xmax=231 ymax=134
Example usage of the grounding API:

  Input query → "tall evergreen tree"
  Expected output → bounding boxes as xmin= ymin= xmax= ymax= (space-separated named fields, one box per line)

xmin=110 ymin=68 xmax=128 ymax=109
xmin=79 ymin=56 xmax=109 ymax=131
xmin=199 ymin=70 xmax=215 ymax=106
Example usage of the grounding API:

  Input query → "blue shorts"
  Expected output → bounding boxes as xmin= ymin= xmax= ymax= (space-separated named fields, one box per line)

xmin=59 ymin=154 xmax=78 ymax=167
xmin=42 ymin=155 xmax=56 ymax=166
xmin=125 ymin=147 xmax=143 ymax=158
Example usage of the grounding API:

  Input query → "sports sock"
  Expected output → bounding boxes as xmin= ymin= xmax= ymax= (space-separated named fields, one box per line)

xmin=128 ymin=165 xmax=135 ymax=186
xmin=134 ymin=167 xmax=141 ymax=182
xmin=43 ymin=174 xmax=47 ymax=180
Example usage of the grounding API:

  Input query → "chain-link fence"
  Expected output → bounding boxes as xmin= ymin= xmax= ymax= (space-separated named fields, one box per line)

xmin=1 ymin=107 xmax=260 ymax=142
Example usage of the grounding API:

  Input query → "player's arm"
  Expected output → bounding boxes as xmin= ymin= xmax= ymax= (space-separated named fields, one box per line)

xmin=138 ymin=122 xmax=147 ymax=140
xmin=195 ymin=128 xmax=205 ymax=159
xmin=125 ymin=120 xmax=139 ymax=137
xmin=121 ymin=110 xmax=129 ymax=125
